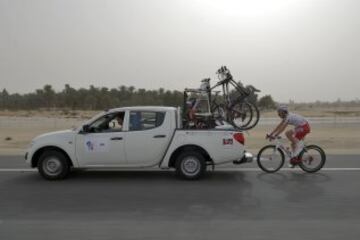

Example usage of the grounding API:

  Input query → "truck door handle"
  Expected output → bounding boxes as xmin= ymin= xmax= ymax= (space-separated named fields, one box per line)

xmin=153 ymin=135 xmax=166 ymax=138
xmin=110 ymin=137 xmax=123 ymax=141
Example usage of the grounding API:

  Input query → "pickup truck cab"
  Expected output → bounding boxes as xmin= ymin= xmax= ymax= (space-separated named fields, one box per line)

xmin=26 ymin=106 xmax=252 ymax=180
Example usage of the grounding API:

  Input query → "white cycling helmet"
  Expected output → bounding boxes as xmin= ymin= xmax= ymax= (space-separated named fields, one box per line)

xmin=277 ymin=104 xmax=288 ymax=113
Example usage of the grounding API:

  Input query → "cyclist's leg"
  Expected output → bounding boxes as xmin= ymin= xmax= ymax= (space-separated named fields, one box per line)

xmin=293 ymin=125 xmax=310 ymax=156
xmin=286 ymin=129 xmax=304 ymax=167
xmin=285 ymin=129 xmax=298 ymax=153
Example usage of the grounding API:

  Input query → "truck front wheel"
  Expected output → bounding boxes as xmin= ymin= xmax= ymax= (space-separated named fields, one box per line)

xmin=37 ymin=150 xmax=70 ymax=180
xmin=175 ymin=151 xmax=206 ymax=180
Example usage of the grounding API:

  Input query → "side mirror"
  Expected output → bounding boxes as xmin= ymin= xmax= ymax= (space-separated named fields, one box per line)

xmin=82 ymin=124 xmax=90 ymax=133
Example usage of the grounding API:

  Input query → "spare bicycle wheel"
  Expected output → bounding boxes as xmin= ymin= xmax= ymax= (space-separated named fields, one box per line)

xmin=244 ymin=102 xmax=260 ymax=130
xmin=229 ymin=101 xmax=253 ymax=129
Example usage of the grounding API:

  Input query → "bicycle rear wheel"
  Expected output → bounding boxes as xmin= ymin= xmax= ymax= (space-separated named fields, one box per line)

xmin=257 ymin=145 xmax=285 ymax=173
xmin=229 ymin=102 xmax=253 ymax=130
xmin=242 ymin=102 xmax=260 ymax=130
xmin=298 ymin=145 xmax=326 ymax=173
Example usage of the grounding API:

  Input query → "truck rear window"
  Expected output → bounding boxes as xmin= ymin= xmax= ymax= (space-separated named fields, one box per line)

xmin=129 ymin=111 xmax=165 ymax=131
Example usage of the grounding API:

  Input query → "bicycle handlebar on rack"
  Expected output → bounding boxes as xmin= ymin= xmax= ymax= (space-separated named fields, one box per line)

xmin=247 ymin=85 xmax=261 ymax=93
xmin=216 ymin=66 xmax=229 ymax=74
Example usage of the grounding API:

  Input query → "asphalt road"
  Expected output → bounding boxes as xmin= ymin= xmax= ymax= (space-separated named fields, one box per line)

xmin=0 ymin=155 xmax=359 ymax=240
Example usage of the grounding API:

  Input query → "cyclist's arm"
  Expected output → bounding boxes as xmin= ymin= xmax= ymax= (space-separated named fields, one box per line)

xmin=270 ymin=120 xmax=288 ymax=137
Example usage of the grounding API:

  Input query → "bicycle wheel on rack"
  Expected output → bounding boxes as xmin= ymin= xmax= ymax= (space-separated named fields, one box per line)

xmin=298 ymin=145 xmax=326 ymax=173
xmin=257 ymin=145 xmax=285 ymax=173
xmin=229 ymin=101 xmax=253 ymax=130
xmin=212 ymin=103 xmax=226 ymax=119
xmin=245 ymin=102 xmax=260 ymax=130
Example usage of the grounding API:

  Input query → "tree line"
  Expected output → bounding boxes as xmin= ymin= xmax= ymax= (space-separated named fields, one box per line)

xmin=0 ymin=84 xmax=276 ymax=111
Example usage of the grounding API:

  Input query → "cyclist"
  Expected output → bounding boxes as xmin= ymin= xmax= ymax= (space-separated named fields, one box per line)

xmin=267 ymin=105 xmax=311 ymax=166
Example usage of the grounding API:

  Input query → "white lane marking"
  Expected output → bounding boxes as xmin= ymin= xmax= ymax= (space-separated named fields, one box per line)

xmin=216 ymin=168 xmax=360 ymax=171
xmin=0 ymin=169 xmax=37 ymax=172
xmin=0 ymin=168 xmax=360 ymax=172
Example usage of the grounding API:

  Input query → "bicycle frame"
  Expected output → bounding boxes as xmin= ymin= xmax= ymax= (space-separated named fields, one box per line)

xmin=209 ymin=69 xmax=260 ymax=121
xmin=210 ymin=77 xmax=250 ymax=105
xmin=271 ymin=136 xmax=305 ymax=159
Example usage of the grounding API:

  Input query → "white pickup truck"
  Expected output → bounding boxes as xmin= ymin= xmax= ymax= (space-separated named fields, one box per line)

xmin=26 ymin=106 xmax=252 ymax=180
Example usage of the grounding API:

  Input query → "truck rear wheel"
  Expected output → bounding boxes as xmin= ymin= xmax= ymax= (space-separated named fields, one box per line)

xmin=37 ymin=150 xmax=70 ymax=180
xmin=175 ymin=151 xmax=206 ymax=180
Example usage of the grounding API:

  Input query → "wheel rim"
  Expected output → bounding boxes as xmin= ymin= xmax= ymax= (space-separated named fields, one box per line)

xmin=258 ymin=147 xmax=283 ymax=172
xmin=299 ymin=147 xmax=324 ymax=171
xmin=231 ymin=103 xmax=252 ymax=128
xmin=42 ymin=157 xmax=63 ymax=176
xmin=181 ymin=156 xmax=200 ymax=176
xmin=246 ymin=104 xmax=260 ymax=129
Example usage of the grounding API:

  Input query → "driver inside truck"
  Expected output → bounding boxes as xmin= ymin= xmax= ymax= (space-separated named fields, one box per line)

xmin=116 ymin=112 xmax=125 ymax=130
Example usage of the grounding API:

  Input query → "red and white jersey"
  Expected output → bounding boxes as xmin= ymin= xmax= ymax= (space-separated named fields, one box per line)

xmin=284 ymin=113 xmax=308 ymax=127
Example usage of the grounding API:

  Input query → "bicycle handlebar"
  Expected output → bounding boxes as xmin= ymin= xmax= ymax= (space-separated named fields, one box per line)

xmin=246 ymin=85 xmax=261 ymax=93
xmin=201 ymin=78 xmax=211 ymax=83
xmin=266 ymin=134 xmax=282 ymax=141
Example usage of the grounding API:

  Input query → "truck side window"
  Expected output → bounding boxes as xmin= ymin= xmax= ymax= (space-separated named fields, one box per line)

xmin=88 ymin=112 xmax=125 ymax=133
xmin=129 ymin=111 xmax=165 ymax=131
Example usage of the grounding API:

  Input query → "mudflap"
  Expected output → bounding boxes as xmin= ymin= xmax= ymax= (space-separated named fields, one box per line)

xmin=233 ymin=152 xmax=254 ymax=165
xmin=206 ymin=161 xmax=216 ymax=171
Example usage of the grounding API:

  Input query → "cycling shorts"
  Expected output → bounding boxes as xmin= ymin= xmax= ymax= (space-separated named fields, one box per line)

xmin=294 ymin=123 xmax=310 ymax=140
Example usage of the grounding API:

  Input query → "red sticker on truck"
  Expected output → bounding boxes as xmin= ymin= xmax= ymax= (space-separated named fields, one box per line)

xmin=223 ymin=138 xmax=233 ymax=145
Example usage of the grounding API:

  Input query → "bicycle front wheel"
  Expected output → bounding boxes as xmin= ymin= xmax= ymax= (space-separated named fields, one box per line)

xmin=257 ymin=145 xmax=285 ymax=173
xmin=298 ymin=145 xmax=326 ymax=173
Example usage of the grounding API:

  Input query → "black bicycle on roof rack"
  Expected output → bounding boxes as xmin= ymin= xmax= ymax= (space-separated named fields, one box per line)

xmin=208 ymin=66 xmax=260 ymax=130
xmin=183 ymin=66 xmax=261 ymax=130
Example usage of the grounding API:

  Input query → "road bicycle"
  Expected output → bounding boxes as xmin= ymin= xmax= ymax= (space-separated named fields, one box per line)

xmin=183 ymin=85 xmax=252 ymax=129
xmin=257 ymin=135 xmax=326 ymax=173
xmin=208 ymin=66 xmax=261 ymax=130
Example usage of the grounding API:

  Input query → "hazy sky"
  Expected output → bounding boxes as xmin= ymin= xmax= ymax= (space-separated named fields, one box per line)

xmin=1 ymin=0 xmax=359 ymax=102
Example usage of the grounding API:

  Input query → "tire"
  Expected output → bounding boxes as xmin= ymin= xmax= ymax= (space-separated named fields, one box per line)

xmin=37 ymin=150 xmax=71 ymax=180
xmin=175 ymin=151 xmax=206 ymax=180
xmin=257 ymin=145 xmax=285 ymax=173
xmin=243 ymin=102 xmax=260 ymax=130
xmin=229 ymin=101 xmax=253 ymax=130
xmin=298 ymin=145 xmax=326 ymax=173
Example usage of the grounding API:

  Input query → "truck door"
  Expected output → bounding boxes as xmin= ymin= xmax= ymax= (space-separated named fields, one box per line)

xmin=75 ymin=111 xmax=127 ymax=167
xmin=125 ymin=111 xmax=171 ymax=166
